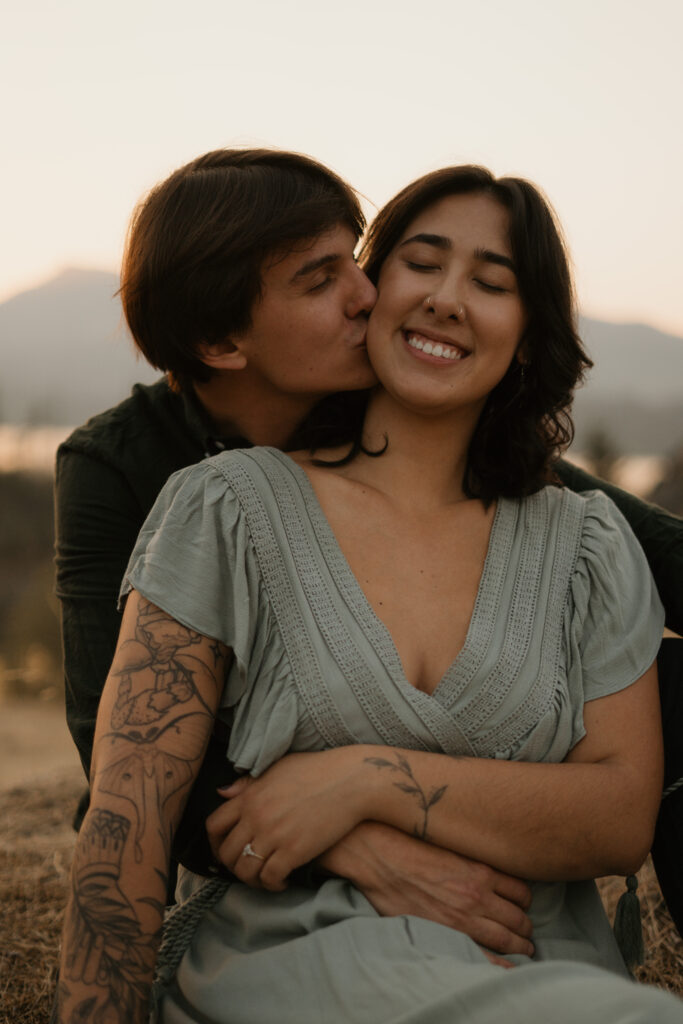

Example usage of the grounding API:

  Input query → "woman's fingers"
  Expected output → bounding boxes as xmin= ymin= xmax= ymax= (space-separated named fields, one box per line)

xmin=206 ymin=799 xmax=242 ymax=861
xmin=217 ymin=776 xmax=253 ymax=798
xmin=218 ymin=830 xmax=289 ymax=891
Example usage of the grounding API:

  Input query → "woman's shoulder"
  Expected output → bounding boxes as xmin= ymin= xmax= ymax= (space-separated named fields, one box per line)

xmin=519 ymin=483 xmax=632 ymax=535
xmin=515 ymin=484 xmax=656 ymax=592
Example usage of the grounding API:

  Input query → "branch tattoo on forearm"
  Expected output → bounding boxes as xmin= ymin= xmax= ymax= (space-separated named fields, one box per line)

xmin=364 ymin=751 xmax=447 ymax=840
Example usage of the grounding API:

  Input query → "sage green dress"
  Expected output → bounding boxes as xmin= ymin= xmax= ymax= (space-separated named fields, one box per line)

xmin=122 ymin=448 xmax=682 ymax=1023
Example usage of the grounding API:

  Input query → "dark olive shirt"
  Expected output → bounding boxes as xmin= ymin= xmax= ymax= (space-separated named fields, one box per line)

xmin=54 ymin=378 xmax=683 ymax=873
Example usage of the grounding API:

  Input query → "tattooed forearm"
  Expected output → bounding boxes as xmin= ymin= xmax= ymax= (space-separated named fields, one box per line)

xmin=95 ymin=597 xmax=226 ymax=861
xmin=364 ymin=751 xmax=447 ymax=840
xmin=59 ymin=592 xmax=231 ymax=1023
xmin=59 ymin=808 xmax=161 ymax=1024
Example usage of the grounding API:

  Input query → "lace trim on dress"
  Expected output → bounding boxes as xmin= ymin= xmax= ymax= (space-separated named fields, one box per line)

xmin=217 ymin=457 xmax=358 ymax=750
xmin=244 ymin=450 xmax=433 ymax=752
xmin=476 ymin=490 xmax=585 ymax=754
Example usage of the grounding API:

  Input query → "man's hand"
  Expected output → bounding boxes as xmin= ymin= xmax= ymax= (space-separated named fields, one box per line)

xmin=320 ymin=821 xmax=534 ymax=961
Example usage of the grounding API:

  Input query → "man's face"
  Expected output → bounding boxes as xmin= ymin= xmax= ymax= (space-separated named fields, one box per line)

xmin=232 ymin=224 xmax=378 ymax=398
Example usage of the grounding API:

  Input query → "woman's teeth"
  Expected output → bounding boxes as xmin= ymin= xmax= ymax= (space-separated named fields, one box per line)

xmin=406 ymin=333 xmax=463 ymax=361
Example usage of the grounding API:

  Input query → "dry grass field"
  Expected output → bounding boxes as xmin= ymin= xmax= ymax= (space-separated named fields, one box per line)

xmin=1 ymin=769 xmax=682 ymax=1024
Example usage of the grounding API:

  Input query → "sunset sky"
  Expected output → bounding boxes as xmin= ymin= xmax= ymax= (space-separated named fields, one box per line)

xmin=3 ymin=0 xmax=682 ymax=335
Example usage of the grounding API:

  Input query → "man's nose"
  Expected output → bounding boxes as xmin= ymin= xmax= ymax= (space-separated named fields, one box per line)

xmin=346 ymin=265 xmax=377 ymax=318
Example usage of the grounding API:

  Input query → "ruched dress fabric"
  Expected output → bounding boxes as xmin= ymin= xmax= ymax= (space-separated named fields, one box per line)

xmin=121 ymin=448 xmax=682 ymax=1023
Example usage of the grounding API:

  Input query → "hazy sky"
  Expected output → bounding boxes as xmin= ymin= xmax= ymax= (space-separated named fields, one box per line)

xmin=4 ymin=0 xmax=682 ymax=334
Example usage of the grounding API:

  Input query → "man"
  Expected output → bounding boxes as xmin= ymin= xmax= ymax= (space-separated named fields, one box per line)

xmin=55 ymin=148 xmax=682 ymax=960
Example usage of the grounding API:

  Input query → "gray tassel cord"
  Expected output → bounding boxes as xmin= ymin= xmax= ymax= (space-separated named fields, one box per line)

xmin=149 ymin=876 xmax=231 ymax=1020
xmin=613 ymin=874 xmax=644 ymax=973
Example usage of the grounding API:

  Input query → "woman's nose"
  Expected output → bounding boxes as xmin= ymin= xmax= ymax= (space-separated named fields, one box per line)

xmin=424 ymin=292 xmax=466 ymax=323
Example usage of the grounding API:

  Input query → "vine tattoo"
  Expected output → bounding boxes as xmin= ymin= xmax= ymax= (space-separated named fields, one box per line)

xmin=364 ymin=751 xmax=447 ymax=840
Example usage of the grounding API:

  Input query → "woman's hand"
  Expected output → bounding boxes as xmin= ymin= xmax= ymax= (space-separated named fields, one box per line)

xmin=206 ymin=748 xmax=369 ymax=890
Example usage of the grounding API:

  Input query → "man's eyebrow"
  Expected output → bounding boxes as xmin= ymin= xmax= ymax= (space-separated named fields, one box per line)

xmin=474 ymin=247 xmax=516 ymax=273
xmin=290 ymin=253 xmax=339 ymax=283
xmin=398 ymin=233 xmax=452 ymax=251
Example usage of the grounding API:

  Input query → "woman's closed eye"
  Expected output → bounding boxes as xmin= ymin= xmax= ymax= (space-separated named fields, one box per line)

xmin=404 ymin=259 xmax=440 ymax=273
xmin=475 ymin=279 xmax=508 ymax=293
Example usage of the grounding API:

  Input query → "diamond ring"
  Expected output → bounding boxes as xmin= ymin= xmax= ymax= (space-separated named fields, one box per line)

xmin=241 ymin=842 xmax=265 ymax=860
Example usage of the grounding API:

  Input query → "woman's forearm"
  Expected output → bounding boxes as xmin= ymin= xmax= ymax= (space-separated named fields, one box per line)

xmin=58 ymin=592 xmax=228 ymax=1023
xmin=358 ymin=748 xmax=646 ymax=879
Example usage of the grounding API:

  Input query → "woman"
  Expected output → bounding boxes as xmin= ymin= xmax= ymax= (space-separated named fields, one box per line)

xmin=58 ymin=167 xmax=682 ymax=1023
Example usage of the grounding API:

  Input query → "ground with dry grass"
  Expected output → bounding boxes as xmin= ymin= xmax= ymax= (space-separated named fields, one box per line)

xmin=0 ymin=770 xmax=82 ymax=1023
xmin=1 ymin=771 xmax=681 ymax=1023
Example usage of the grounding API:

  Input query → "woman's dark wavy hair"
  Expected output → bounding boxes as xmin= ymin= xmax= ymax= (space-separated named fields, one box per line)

xmin=311 ymin=166 xmax=593 ymax=500
xmin=120 ymin=148 xmax=365 ymax=392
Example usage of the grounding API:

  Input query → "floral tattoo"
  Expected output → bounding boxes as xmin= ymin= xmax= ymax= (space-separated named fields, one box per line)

xmin=364 ymin=751 xmax=447 ymax=840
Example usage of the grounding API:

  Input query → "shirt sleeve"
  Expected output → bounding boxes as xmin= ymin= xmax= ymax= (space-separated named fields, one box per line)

xmin=556 ymin=458 xmax=683 ymax=635
xmin=55 ymin=446 xmax=145 ymax=777
xmin=567 ymin=490 xmax=665 ymax=708
xmin=120 ymin=459 xmax=260 ymax=683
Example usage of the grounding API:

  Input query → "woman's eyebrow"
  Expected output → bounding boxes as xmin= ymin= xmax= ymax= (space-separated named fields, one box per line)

xmin=398 ymin=236 xmax=515 ymax=273
xmin=474 ymin=247 xmax=516 ymax=273
xmin=398 ymin=233 xmax=451 ymax=251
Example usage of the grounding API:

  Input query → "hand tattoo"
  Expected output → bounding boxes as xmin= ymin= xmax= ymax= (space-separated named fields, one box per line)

xmin=62 ymin=809 xmax=158 ymax=1023
xmin=364 ymin=751 xmax=447 ymax=840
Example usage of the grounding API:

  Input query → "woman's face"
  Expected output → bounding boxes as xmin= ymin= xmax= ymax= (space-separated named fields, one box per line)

xmin=366 ymin=192 xmax=527 ymax=420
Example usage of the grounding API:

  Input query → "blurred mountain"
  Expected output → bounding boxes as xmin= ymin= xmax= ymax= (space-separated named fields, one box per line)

xmin=0 ymin=269 xmax=158 ymax=425
xmin=572 ymin=317 xmax=683 ymax=455
xmin=0 ymin=269 xmax=681 ymax=454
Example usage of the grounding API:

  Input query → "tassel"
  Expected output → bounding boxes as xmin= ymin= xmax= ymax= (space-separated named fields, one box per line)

xmin=613 ymin=874 xmax=644 ymax=972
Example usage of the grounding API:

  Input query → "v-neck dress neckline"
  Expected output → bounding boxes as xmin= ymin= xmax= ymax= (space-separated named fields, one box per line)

xmin=270 ymin=448 xmax=511 ymax=703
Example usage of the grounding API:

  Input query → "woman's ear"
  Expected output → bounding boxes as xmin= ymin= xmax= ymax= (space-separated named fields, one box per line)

xmin=196 ymin=338 xmax=248 ymax=372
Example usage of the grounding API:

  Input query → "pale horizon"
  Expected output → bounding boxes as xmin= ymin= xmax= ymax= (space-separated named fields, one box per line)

xmin=3 ymin=0 xmax=682 ymax=337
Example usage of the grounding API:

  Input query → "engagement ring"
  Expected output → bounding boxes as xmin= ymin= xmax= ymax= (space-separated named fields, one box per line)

xmin=241 ymin=842 xmax=265 ymax=860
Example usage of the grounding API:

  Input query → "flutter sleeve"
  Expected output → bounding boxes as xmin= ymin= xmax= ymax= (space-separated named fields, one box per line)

xmin=565 ymin=490 xmax=665 ymax=744
xmin=119 ymin=458 xmax=260 ymax=684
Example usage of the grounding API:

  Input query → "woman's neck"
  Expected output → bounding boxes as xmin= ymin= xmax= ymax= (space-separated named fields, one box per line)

xmin=351 ymin=389 xmax=483 ymax=511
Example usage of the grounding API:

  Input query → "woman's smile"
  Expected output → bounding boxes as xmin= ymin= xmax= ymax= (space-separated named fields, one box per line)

xmin=403 ymin=328 xmax=470 ymax=363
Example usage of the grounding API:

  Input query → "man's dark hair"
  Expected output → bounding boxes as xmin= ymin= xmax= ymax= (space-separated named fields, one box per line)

xmin=323 ymin=165 xmax=592 ymax=500
xmin=120 ymin=149 xmax=365 ymax=391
